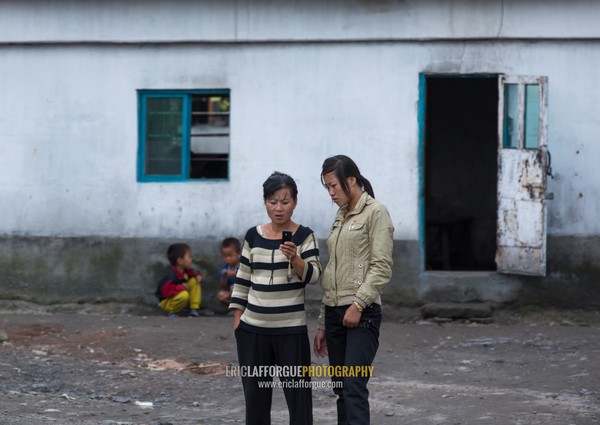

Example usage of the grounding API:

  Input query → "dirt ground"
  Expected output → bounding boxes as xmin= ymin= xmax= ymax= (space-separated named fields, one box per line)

xmin=0 ymin=300 xmax=599 ymax=425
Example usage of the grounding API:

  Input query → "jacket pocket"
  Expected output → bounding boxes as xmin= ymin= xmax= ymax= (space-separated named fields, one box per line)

xmin=348 ymin=221 xmax=365 ymax=232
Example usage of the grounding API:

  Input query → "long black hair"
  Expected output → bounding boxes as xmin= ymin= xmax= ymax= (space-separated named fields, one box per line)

xmin=321 ymin=155 xmax=375 ymax=198
xmin=262 ymin=171 xmax=298 ymax=201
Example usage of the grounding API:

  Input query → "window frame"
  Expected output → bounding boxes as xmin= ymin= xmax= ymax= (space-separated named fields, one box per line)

xmin=137 ymin=89 xmax=231 ymax=183
xmin=500 ymin=76 xmax=545 ymax=151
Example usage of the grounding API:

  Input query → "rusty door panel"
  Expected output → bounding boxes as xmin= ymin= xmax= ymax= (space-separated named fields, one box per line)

xmin=496 ymin=76 xmax=548 ymax=276
xmin=495 ymin=245 xmax=545 ymax=274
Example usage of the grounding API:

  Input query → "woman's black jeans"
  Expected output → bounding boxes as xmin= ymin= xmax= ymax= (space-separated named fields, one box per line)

xmin=325 ymin=304 xmax=381 ymax=425
xmin=235 ymin=328 xmax=313 ymax=425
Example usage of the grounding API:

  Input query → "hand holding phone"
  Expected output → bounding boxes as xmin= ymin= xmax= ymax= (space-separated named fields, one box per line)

xmin=282 ymin=230 xmax=294 ymax=282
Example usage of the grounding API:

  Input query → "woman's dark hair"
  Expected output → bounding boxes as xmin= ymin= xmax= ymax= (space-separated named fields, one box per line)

xmin=263 ymin=171 xmax=298 ymax=201
xmin=321 ymin=155 xmax=375 ymax=198
xmin=167 ymin=243 xmax=190 ymax=266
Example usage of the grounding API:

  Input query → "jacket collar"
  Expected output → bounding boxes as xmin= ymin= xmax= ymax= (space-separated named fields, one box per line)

xmin=337 ymin=191 xmax=371 ymax=220
xmin=172 ymin=266 xmax=192 ymax=280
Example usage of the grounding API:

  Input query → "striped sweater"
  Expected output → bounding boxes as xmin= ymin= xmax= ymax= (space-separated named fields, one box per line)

xmin=229 ymin=224 xmax=321 ymax=335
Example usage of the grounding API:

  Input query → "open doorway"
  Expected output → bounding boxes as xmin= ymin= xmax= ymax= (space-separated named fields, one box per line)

xmin=424 ymin=75 xmax=498 ymax=271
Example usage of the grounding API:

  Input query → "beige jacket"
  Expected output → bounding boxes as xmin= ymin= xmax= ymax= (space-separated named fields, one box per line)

xmin=318 ymin=192 xmax=394 ymax=329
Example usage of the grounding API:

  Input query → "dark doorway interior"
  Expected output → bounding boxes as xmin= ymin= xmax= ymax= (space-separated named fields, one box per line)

xmin=425 ymin=76 xmax=498 ymax=271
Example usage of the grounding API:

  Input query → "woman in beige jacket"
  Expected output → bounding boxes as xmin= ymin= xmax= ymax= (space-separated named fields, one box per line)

xmin=314 ymin=155 xmax=394 ymax=425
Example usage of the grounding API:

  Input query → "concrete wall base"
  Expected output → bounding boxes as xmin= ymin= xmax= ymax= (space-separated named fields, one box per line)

xmin=1 ymin=235 xmax=598 ymax=309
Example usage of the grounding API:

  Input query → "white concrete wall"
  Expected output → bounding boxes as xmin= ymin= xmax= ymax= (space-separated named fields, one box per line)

xmin=2 ymin=0 xmax=600 ymax=42
xmin=0 ymin=43 xmax=419 ymax=239
xmin=1 ymin=1 xmax=599 ymax=241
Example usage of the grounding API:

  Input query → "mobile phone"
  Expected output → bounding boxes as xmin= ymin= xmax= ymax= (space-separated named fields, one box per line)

xmin=282 ymin=230 xmax=293 ymax=243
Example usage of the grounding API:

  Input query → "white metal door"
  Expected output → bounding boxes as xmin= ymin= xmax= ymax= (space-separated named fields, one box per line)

xmin=496 ymin=75 xmax=549 ymax=276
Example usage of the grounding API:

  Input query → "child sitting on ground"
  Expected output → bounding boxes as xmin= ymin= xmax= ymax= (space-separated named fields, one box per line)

xmin=216 ymin=237 xmax=241 ymax=306
xmin=155 ymin=243 xmax=203 ymax=317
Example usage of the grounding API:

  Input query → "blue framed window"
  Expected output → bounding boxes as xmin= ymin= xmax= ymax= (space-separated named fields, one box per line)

xmin=502 ymin=81 xmax=542 ymax=150
xmin=138 ymin=89 xmax=230 ymax=182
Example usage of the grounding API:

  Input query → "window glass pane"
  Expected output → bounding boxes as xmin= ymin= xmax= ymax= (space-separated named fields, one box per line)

xmin=190 ymin=94 xmax=230 ymax=179
xmin=524 ymin=84 xmax=540 ymax=149
xmin=503 ymin=84 xmax=518 ymax=148
xmin=145 ymin=98 xmax=183 ymax=175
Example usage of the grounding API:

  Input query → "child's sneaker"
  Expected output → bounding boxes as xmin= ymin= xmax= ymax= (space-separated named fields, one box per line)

xmin=189 ymin=309 xmax=200 ymax=317
xmin=167 ymin=312 xmax=178 ymax=318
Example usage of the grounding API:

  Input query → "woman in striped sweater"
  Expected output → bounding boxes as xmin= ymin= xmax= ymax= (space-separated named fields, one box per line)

xmin=230 ymin=171 xmax=322 ymax=425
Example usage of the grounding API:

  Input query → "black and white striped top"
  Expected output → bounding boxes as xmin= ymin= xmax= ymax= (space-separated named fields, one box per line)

xmin=230 ymin=225 xmax=321 ymax=335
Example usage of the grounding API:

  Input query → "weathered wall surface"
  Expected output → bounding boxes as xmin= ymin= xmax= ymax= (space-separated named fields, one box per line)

xmin=1 ymin=235 xmax=599 ymax=309
xmin=1 ymin=1 xmax=600 ymax=307
xmin=0 ymin=236 xmax=227 ymax=306
xmin=2 ymin=41 xmax=600 ymax=240
xmin=2 ymin=0 xmax=600 ymax=42
xmin=1 ymin=1 xmax=600 ymax=241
